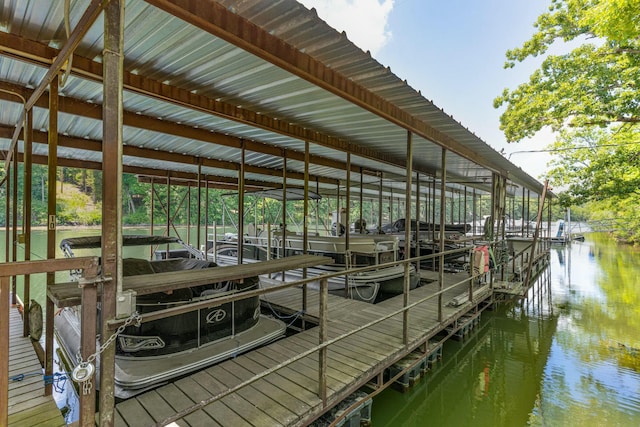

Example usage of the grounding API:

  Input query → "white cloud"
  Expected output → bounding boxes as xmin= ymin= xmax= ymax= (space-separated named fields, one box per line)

xmin=298 ymin=0 xmax=394 ymax=55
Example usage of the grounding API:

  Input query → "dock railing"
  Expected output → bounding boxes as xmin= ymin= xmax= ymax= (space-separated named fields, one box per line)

xmin=7 ymin=235 xmax=547 ymax=426
xmin=105 ymin=241 xmax=505 ymax=425
xmin=0 ymin=256 xmax=100 ymax=427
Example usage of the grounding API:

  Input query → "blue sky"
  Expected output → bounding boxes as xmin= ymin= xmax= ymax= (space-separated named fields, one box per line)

xmin=298 ymin=0 xmax=554 ymax=179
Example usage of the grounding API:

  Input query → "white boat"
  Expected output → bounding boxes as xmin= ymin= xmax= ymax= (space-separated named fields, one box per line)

xmin=55 ymin=235 xmax=286 ymax=399
xmin=212 ymin=231 xmax=419 ymax=303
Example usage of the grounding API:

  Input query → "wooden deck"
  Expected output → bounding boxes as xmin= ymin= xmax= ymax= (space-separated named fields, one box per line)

xmin=113 ymin=273 xmax=491 ymax=426
xmin=7 ymin=307 xmax=66 ymax=427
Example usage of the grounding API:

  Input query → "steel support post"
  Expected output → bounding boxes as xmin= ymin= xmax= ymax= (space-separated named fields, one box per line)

xmin=45 ymin=76 xmax=58 ymax=397
xmin=318 ymin=277 xmax=328 ymax=406
xmin=438 ymin=148 xmax=447 ymax=323
xmin=100 ymin=1 xmax=124 ymax=424
xmin=1 ymin=275 xmax=9 ymax=426
xmin=22 ymin=109 xmax=33 ymax=337
xmin=403 ymin=131 xmax=413 ymax=345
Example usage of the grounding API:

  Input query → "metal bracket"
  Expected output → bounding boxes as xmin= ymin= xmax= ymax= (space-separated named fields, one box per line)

xmin=116 ymin=289 xmax=137 ymax=319
xmin=77 ymin=275 xmax=112 ymax=288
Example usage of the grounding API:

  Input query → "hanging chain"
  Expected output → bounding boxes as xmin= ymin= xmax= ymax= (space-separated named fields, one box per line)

xmin=82 ymin=379 xmax=92 ymax=396
xmin=86 ymin=311 xmax=142 ymax=365
xmin=72 ymin=311 xmax=142 ymax=394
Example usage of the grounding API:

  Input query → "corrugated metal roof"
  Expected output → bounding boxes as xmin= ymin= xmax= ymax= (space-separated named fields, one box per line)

xmin=0 ymin=0 xmax=546 ymax=201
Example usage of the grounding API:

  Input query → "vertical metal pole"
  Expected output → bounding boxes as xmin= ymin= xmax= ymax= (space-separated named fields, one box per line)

xmin=403 ymin=131 xmax=413 ymax=345
xmin=150 ymin=179 xmax=155 ymax=257
xmin=4 ymin=164 xmax=9 ymax=267
xmin=11 ymin=141 xmax=17 ymax=309
xmin=100 ymin=1 xmax=124 ymax=424
xmin=303 ymin=141 xmax=309 ymax=316
xmin=318 ymin=277 xmax=328 ymax=406
xmin=415 ymin=172 xmax=420 ymax=254
xmin=472 ymin=188 xmax=477 ymax=235
xmin=463 ymin=186 xmax=468 ymax=229
xmin=431 ymin=180 xmax=436 ymax=244
xmin=197 ymin=163 xmax=202 ymax=252
xmin=22 ymin=109 xmax=33 ymax=337
xmin=344 ymin=152 xmax=351 ymax=298
xmin=205 ymin=178 xmax=209 ymax=254
xmin=1 ymin=275 xmax=9 ymax=426
xmin=45 ymin=75 xmax=58 ymax=397
xmin=80 ymin=283 xmax=98 ymax=425
xmin=187 ymin=182 xmax=191 ymax=246
xmin=238 ymin=142 xmax=245 ymax=265
xmin=166 ymin=174 xmax=171 ymax=240
xmin=438 ymin=148 xmax=446 ymax=323
xmin=377 ymin=174 xmax=383 ymax=232
xmin=359 ymin=167 xmax=363 ymax=232
xmin=281 ymin=151 xmax=287 ymax=260
xmin=426 ymin=178 xmax=431 ymax=234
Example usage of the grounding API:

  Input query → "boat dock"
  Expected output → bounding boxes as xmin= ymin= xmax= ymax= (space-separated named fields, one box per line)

xmin=6 ymin=305 xmax=66 ymax=427
xmin=1 ymin=1 xmax=558 ymax=425
xmin=110 ymin=273 xmax=494 ymax=426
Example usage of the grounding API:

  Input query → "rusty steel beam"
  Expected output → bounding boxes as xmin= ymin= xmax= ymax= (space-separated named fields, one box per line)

xmin=0 ymin=275 xmax=8 ymax=426
xmin=0 ymin=124 xmax=339 ymax=186
xmin=3 ymin=0 xmax=105 ymax=167
xmin=0 ymin=30 xmax=389 ymax=174
xmin=99 ymin=1 xmax=124 ymax=424
xmin=45 ymin=76 xmax=58 ymax=397
xmin=0 ymin=87 xmax=343 ymax=185
xmin=144 ymin=0 xmax=503 ymax=175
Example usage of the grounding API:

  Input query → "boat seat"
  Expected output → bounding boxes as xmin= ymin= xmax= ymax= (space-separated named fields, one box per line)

xmin=150 ymin=258 xmax=215 ymax=273
xmin=122 ymin=258 xmax=155 ymax=276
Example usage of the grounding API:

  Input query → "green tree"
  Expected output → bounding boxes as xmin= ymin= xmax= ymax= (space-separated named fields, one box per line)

xmin=495 ymin=0 xmax=640 ymax=142
xmin=496 ymin=0 xmax=640 ymax=242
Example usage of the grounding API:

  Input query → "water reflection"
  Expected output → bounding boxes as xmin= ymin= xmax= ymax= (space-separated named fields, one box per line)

xmin=373 ymin=234 xmax=640 ymax=426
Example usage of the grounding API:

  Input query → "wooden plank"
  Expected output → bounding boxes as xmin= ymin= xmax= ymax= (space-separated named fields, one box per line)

xmin=206 ymin=365 xmax=298 ymax=426
xmin=244 ymin=345 xmax=344 ymax=395
xmin=175 ymin=375 xmax=252 ymax=427
xmin=259 ymin=340 xmax=353 ymax=388
xmin=112 ymin=398 xmax=155 ymax=427
xmin=136 ymin=390 xmax=181 ymax=423
xmin=225 ymin=358 xmax=314 ymax=415
xmin=193 ymin=370 xmax=286 ymax=426
xmin=8 ymin=400 xmax=63 ymax=426
xmin=132 ymin=384 xmax=215 ymax=427
xmin=248 ymin=343 xmax=350 ymax=396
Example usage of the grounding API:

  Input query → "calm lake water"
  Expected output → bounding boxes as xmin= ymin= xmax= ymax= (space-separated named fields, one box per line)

xmin=2 ymin=230 xmax=640 ymax=425
xmin=373 ymin=233 xmax=640 ymax=426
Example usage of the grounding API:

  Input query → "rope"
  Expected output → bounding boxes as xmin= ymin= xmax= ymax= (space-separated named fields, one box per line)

xmin=259 ymin=279 xmax=305 ymax=323
xmin=10 ymin=371 xmax=69 ymax=393
xmin=14 ymin=243 xmax=46 ymax=260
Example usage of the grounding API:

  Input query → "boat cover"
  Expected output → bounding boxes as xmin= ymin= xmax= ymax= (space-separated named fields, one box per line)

xmin=60 ymin=235 xmax=181 ymax=249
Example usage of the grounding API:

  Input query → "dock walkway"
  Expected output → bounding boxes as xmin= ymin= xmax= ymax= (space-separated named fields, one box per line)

xmin=7 ymin=306 xmax=66 ymax=427
xmin=113 ymin=275 xmax=490 ymax=426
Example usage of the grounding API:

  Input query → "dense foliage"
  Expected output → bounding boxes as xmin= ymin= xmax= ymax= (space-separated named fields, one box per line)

xmin=495 ymin=0 xmax=640 ymax=243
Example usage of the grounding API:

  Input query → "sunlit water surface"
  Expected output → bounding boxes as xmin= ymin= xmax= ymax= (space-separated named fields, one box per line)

xmin=372 ymin=233 xmax=640 ymax=427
